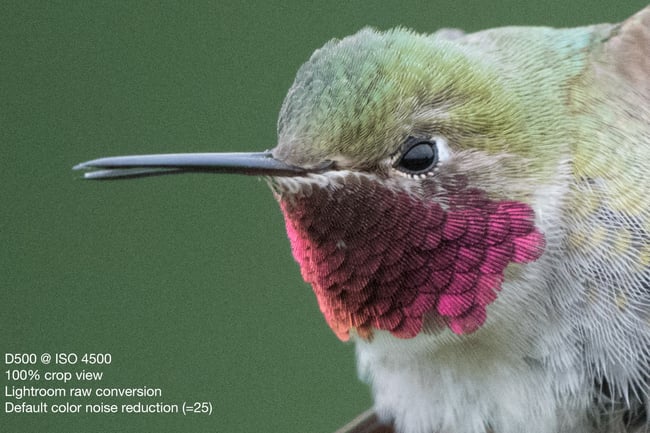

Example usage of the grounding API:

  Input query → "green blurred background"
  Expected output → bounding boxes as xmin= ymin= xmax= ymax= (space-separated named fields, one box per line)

xmin=1 ymin=1 xmax=646 ymax=432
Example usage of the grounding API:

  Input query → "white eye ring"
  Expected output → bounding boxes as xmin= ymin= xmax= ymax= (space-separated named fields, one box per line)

xmin=433 ymin=135 xmax=451 ymax=162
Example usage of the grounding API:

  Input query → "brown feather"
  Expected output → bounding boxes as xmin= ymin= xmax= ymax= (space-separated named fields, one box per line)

xmin=602 ymin=6 xmax=650 ymax=99
xmin=333 ymin=409 xmax=395 ymax=433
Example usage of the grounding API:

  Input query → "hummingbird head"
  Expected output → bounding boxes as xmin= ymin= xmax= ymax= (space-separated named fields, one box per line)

xmin=271 ymin=28 xmax=546 ymax=340
xmin=76 ymin=28 xmax=549 ymax=341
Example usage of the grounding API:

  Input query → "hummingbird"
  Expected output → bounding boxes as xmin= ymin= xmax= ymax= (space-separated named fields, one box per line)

xmin=75 ymin=6 xmax=650 ymax=433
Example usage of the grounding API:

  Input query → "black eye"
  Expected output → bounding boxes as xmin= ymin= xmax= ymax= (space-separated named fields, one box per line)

xmin=395 ymin=140 xmax=438 ymax=175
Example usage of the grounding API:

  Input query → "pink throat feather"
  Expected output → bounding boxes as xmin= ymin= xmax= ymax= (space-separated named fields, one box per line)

xmin=278 ymin=174 xmax=545 ymax=341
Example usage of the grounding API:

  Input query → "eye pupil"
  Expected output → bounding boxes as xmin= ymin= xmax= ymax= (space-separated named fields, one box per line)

xmin=397 ymin=141 xmax=438 ymax=174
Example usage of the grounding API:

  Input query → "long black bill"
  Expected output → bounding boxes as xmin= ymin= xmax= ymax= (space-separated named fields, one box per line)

xmin=74 ymin=151 xmax=331 ymax=180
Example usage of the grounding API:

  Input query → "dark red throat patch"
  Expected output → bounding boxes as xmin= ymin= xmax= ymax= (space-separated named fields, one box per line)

xmin=278 ymin=174 xmax=545 ymax=341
